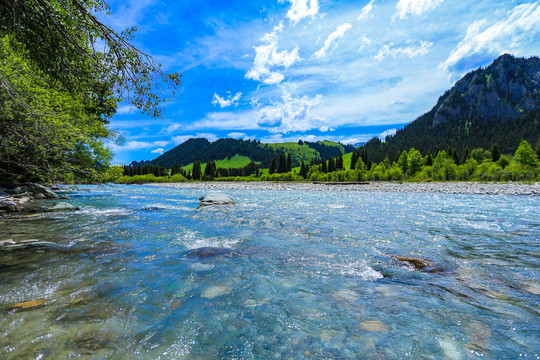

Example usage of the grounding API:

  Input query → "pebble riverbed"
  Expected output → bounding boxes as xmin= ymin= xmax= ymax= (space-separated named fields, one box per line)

xmin=147 ymin=181 xmax=540 ymax=196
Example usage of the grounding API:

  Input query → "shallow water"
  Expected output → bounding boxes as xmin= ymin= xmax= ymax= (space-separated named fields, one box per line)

xmin=1 ymin=184 xmax=539 ymax=359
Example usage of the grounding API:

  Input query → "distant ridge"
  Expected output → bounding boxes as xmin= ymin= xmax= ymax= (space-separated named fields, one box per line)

xmin=362 ymin=54 xmax=540 ymax=162
xmin=147 ymin=138 xmax=355 ymax=168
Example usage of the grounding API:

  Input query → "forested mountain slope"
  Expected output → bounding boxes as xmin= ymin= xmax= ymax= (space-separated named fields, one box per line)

xmin=362 ymin=54 xmax=540 ymax=163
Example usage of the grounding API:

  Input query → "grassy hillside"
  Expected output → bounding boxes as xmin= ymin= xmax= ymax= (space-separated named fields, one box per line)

xmin=181 ymin=155 xmax=258 ymax=172
xmin=265 ymin=142 xmax=319 ymax=164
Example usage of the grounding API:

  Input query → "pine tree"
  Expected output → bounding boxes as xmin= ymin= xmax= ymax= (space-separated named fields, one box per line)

xmin=192 ymin=161 xmax=202 ymax=180
xmin=321 ymin=157 xmax=327 ymax=173
xmin=328 ymin=157 xmax=335 ymax=172
xmin=426 ymin=153 xmax=433 ymax=166
xmin=277 ymin=154 xmax=287 ymax=173
xmin=286 ymin=153 xmax=292 ymax=172
xmin=336 ymin=154 xmax=343 ymax=170
xmin=269 ymin=157 xmax=276 ymax=174
xmin=463 ymin=147 xmax=471 ymax=163
xmin=491 ymin=143 xmax=501 ymax=162
xmin=350 ymin=150 xmax=358 ymax=170
xmin=300 ymin=162 xmax=307 ymax=178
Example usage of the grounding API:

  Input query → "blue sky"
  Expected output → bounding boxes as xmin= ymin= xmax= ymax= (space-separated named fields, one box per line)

xmin=104 ymin=0 xmax=540 ymax=163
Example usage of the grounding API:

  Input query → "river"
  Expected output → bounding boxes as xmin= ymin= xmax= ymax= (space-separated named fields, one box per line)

xmin=1 ymin=184 xmax=539 ymax=358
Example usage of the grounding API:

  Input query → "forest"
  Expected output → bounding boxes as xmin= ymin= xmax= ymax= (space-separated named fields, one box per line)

xmin=116 ymin=139 xmax=540 ymax=184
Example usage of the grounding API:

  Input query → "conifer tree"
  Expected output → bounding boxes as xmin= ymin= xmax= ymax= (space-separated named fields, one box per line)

xmin=277 ymin=153 xmax=287 ymax=173
xmin=328 ymin=157 xmax=335 ymax=172
xmin=491 ymin=143 xmax=501 ymax=162
xmin=286 ymin=153 xmax=292 ymax=172
xmin=269 ymin=157 xmax=276 ymax=174
xmin=336 ymin=154 xmax=343 ymax=170
xmin=321 ymin=157 xmax=327 ymax=173
xmin=300 ymin=162 xmax=307 ymax=179
xmin=192 ymin=161 xmax=202 ymax=180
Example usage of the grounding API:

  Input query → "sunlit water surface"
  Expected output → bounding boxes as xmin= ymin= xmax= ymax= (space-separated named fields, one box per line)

xmin=1 ymin=184 xmax=539 ymax=359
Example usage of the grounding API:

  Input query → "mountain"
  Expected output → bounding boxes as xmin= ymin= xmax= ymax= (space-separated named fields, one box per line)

xmin=362 ymin=54 xmax=540 ymax=163
xmin=148 ymin=138 xmax=354 ymax=168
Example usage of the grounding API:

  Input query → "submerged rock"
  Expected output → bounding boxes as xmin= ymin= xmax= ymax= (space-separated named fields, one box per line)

xmin=0 ymin=239 xmax=62 ymax=251
xmin=10 ymin=299 xmax=47 ymax=312
xmin=198 ymin=193 xmax=235 ymax=208
xmin=201 ymin=285 xmax=231 ymax=299
xmin=185 ymin=247 xmax=236 ymax=258
xmin=360 ymin=320 xmax=388 ymax=332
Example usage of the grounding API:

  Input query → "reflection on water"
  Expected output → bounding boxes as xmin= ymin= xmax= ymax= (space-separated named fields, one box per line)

xmin=1 ymin=185 xmax=539 ymax=359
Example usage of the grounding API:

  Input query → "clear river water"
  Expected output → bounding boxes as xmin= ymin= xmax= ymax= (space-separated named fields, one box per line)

xmin=1 ymin=184 xmax=539 ymax=359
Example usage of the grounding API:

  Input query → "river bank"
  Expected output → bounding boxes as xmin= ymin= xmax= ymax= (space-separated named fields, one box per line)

xmin=146 ymin=181 xmax=540 ymax=196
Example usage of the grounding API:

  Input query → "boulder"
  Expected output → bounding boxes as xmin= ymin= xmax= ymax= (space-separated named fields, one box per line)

xmin=25 ymin=201 xmax=79 ymax=213
xmin=198 ymin=193 xmax=235 ymax=208
xmin=24 ymin=183 xmax=59 ymax=199
xmin=0 ymin=200 xmax=23 ymax=212
xmin=390 ymin=255 xmax=444 ymax=273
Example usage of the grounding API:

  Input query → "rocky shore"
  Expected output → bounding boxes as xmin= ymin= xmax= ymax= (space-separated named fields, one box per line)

xmin=0 ymin=183 xmax=78 ymax=217
xmin=147 ymin=181 xmax=540 ymax=196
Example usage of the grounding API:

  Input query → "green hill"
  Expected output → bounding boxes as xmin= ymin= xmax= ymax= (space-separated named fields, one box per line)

xmin=362 ymin=54 xmax=540 ymax=163
xmin=147 ymin=138 xmax=354 ymax=169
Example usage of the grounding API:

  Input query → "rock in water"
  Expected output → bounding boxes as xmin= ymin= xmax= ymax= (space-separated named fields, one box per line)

xmin=360 ymin=320 xmax=388 ymax=332
xmin=25 ymin=201 xmax=79 ymax=212
xmin=24 ymin=183 xmax=59 ymax=199
xmin=185 ymin=247 xmax=236 ymax=258
xmin=198 ymin=193 xmax=235 ymax=208
xmin=390 ymin=255 xmax=444 ymax=273
xmin=201 ymin=285 xmax=231 ymax=299
xmin=10 ymin=299 xmax=47 ymax=311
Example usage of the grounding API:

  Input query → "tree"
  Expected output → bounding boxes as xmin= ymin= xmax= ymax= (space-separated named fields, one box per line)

xmin=321 ymin=157 xmax=327 ymax=173
xmin=299 ymin=162 xmax=308 ymax=179
xmin=535 ymin=138 xmax=540 ymax=158
xmin=407 ymin=148 xmax=423 ymax=176
xmin=286 ymin=153 xmax=292 ymax=172
xmin=0 ymin=0 xmax=180 ymax=183
xmin=491 ymin=143 xmax=501 ymax=162
xmin=515 ymin=140 xmax=538 ymax=168
xmin=0 ymin=0 xmax=180 ymax=118
xmin=192 ymin=161 xmax=202 ymax=180
xmin=277 ymin=154 xmax=287 ymax=173
xmin=397 ymin=150 xmax=408 ymax=173
xmin=269 ymin=157 xmax=276 ymax=174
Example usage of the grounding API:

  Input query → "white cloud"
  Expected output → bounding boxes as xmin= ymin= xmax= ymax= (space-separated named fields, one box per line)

xmin=256 ymin=85 xmax=325 ymax=133
xmin=161 ymin=123 xmax=182 ymax=134
xmin=378 ymin=128 xmax=397 ymax=141
xmin=281 ymin=0 xmax=319 ymax=24
xmin=172 ymin=135 xmax=195 ymax=145
xmin=171 ymin=133 xmax=218 ymax=144
xmin=374 ymin=41 xmax=432 ymax=61
xmin=227 ymin=132 xmax=248 ymax=139
xmin=111 ymin=140 xmax=169 ymax=152
xmin=151 ymin=148 xmax=165 ymax=155
xmin=394 ymin=0 xmax=444 ymax=19
xmin=212 ymin=92 xmax=242 ymax=108
xmin=358 ymin=34 xmax=371 ymax=51
xmin=315 ymin=23 xmax=352 ymax=59
xmin=245 ymin=28 xmax=301 ymax=85
xmin=358 ymin=0 xmax=375 ymax=20
xmin=260 ymin=133 xmax=376 ymax=145
xmin=440 ymin=3 xmax=540 ymax=74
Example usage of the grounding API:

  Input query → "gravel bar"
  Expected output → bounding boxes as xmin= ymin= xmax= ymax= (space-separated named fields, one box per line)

xmin=146 ymin=181 xmax=540 ymax=196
